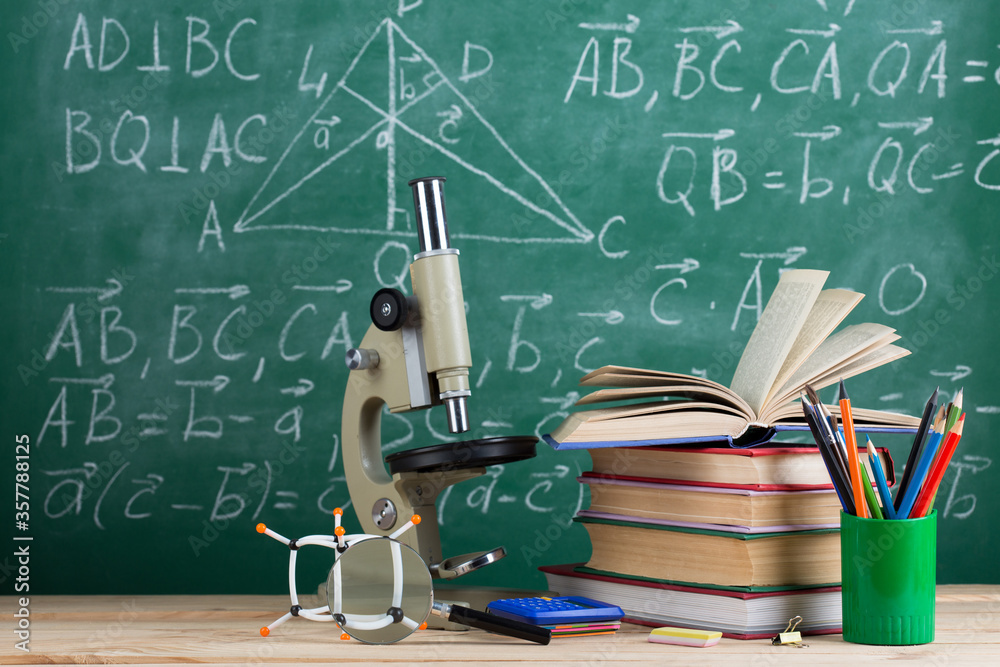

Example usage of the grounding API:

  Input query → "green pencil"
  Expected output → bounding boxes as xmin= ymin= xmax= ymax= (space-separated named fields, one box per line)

xmin=860 ymin=461 xmax=884 ymax=520
xmin=943 ymin=388 xmax=964 ymax=434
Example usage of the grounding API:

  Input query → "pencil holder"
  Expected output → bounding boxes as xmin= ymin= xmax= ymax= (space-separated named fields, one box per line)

xmin=840 ymin=511 xmax=936 ymax=645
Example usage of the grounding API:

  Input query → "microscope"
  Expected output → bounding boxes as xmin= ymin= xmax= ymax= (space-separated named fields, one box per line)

xmin=340 ymin=177 xmax=538 ymax=607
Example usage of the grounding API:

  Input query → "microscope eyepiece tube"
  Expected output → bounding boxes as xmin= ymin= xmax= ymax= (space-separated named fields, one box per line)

xmin=409 ymin=177 xmax=450 ymax=253
xmin=408 ymin=175 xmax=472 ymax=435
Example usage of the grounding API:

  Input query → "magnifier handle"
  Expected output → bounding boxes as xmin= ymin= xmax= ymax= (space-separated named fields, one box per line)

xmin=444 ymin=603 xmax=551 ymax=645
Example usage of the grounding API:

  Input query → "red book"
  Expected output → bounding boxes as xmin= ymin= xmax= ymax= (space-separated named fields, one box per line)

xmin=587 ymin=445 xmax=894 ymax=490
xmin=578 ymin=474 xmax=841 ymax=529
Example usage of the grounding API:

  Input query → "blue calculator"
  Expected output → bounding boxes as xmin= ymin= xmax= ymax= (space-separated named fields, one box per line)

xmin=486 ymin=596 xmax=624 ymax=625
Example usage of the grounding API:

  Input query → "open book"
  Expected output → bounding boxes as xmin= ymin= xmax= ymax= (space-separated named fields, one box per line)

xmin=548 ymin=270 xmax=920 ymax=449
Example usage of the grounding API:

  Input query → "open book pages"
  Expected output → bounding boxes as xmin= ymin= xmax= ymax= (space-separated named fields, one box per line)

xmin=577 ymin=374 xmax=753 ymax=415
xmin=551 ymin=386 xmax=917 ymax=444
xmin=550 ymin=402 xmax=754 ymax=444
xmin=762 ymin=323 xmax=899 ymax=418
xmin=763 ymin=288 xmax=863 ymax=409
xmin=575 ymin=269 xmax=913 ymax=425
xmin=730 ymin=269 xmax=831 ymax=416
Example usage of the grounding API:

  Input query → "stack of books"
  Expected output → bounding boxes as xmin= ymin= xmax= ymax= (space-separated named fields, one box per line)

xmin=540 ymin=444 xmax=897 ymax=639
xmin=541 ymin=270 xmax=916 ymax=639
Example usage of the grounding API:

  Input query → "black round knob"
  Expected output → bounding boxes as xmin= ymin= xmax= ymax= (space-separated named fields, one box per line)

xmin=370 ymin=288 xmax=409 ymax=331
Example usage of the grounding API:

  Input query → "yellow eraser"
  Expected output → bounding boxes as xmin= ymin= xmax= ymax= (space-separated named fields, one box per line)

xmin=648 ymin=627 xmax=722 ymax=647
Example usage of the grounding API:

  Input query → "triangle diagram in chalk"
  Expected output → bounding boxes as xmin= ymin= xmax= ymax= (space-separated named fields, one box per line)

xmin=234 ymin=18 xmax=592 ymax=244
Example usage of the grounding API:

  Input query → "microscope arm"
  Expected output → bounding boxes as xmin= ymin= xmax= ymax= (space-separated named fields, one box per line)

xmin=342 ymin=322 xmax=467 ymax=571
xmin=341 ymin=323 xmax=411 ymax=519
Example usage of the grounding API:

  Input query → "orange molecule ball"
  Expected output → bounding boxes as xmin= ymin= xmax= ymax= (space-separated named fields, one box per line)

xmin=259 ymin=627 xmax=269 ymax=637
xmin=340 ymin=633 xmax=351 ymax=641
xmin=335 ymin=526 xmax=345 ymax=536
xmin=419 ymin=622 xmax=428 ymax=630
xmin=256 ymin=523 xmax=266 ymax=533
xmin=411 ymin=514 xmax=421 ymax=525
xmin=333 ymin=507 xmax=344 ymax=516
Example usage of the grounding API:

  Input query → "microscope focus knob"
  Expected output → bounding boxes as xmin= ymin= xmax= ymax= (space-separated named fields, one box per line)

xmin=370 ymin=288 xmax=409 ymax=331
xmin=345 ymin=348 xmax=380 ymax=371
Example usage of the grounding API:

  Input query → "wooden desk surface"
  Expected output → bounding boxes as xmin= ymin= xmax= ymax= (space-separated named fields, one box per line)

xmin=3 ymin=587 xmax=998 ymax=665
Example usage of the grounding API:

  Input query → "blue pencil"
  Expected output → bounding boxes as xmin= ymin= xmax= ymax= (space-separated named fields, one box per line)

xmin=896 ymin=430 xmax=945 ymax=520
xmin=894 ymin=387 xmax=938 ymax=511
xmin=866 ymin=437 xmax=896 ymax=520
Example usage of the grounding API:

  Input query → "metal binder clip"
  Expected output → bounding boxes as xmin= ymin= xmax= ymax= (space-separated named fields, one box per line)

xmin=771 ymin=615 xmax=807 ymax=647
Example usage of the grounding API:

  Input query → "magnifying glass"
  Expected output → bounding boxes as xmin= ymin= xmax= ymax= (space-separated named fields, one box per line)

xmin=326 ymin=536 xmax=431 ymax=644
xmin=259 ymin=514 xmax=551 ymax=645
xmin=327 ymin=535 xmax=551 ymax=645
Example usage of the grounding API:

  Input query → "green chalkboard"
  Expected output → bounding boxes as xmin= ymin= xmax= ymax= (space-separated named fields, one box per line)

xmin=2 ymin=1 xmax=999 ymax=596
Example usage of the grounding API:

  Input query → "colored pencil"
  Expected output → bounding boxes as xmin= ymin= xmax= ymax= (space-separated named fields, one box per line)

xmin=860 ymin=459 xmax=884 ymax=520
xmin=838 ymin=380 xmax=867 ymax=518
xmin=897 ymin=429 xmax=944 ymax=519
xmin=894 ymin=387 xmax=938 ymax=512
xmin=943 ymin=388 xmax=964 ymax=435
xmin=911 ymin=414 xmax=965 ymax=518
xmin=922 ymin=397 xmax=960 ymax=492
xmin=867 ymin=438 xmax=897 ymax=520
xmin=804 ymin=389 xmax=854 ymax=498
xmin=826 ymin=412 xmax=852 ymax=484
xmin=801 ymin=395 xmax=855 ymax=514
xmin=929 ymin=395 xmax=964 ymax=509
xmin=807 ymin=386 xmax=850 ymax=484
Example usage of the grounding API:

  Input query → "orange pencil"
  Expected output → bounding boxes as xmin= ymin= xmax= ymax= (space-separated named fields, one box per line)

xmin=839 ymin=379 xmax=867 ymax=518
xmin=910 ymin=414 xmax=965 ymax=518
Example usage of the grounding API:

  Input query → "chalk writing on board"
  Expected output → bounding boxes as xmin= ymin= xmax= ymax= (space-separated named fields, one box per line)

xmin=39 ymin=454 xmax=586 ymax=530
xmin=929 ymin=366 xmax=972 ymax=383
xmin=58 ymin=10 xmax=1000 ymax=260
xmin=435 ymin=462 xmax=586 ymax=527
xmin=941 ymin=456 xmax=992 ymax=520
xmin=24 ymin=3 xmax=998 ymax=596
xmin=234 ymin=18 xmax=593 ymax=245
xmin=878 ymin=263 xmax=927 ymax=316
xmin=46 ymin=278 xmax=124 ymax=302
xmin=559 ymin=14 xmax=1000 ymax=218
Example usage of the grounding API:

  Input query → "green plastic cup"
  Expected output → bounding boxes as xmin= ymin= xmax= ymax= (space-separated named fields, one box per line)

xmin=840 ymin=510 xmax=936 ymax=645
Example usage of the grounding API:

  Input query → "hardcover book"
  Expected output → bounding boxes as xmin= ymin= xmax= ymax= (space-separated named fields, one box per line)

xmin=577 ymin=516 xmax=840 ymax=588
xmin=539 ymin=563 xmax=841 ymax=640
xmin=585 ymin=444 xmax=895 ymax=489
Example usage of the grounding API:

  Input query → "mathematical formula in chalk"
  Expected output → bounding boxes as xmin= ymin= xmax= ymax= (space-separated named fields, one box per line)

xmin=56 ymin=9 xmax=999 ymax=253
xmin=561 ymin=12 xmax=1000 ymax=217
